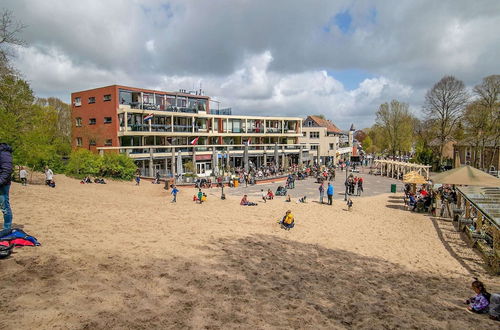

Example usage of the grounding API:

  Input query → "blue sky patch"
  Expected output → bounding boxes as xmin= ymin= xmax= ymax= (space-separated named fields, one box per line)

xmin=327 ymin=69 xmax=374 ymax=90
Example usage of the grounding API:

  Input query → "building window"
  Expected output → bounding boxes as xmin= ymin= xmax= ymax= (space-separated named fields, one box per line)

xmin=74 ymin=97 xmax=81 ymax=106
xmin=103 ymin=94 xmax=112 ymax=102
xmin=310 ymin=145 xmax=318 ymax=150
xmin=330 ymin=143 xmax=335 ymax=150
xmin=303 ymin=132 xmax=306 ymax=136
xmin=89 ymin=139 xmax=96 ymax=146
xmin=88 ymin=97 xmax=96 ymax=104
xmin=310 ymin=132 xmax=320 ymax=139
xmin=105 ymin=139 xmax=112 ymax=146
xmin=76 ymin=137 xmax=82 ymax=147
xmin=89 ymin=118 xmax=96 ymax=125
xmin=104 ymin=117 xmax=112 ymax=124
xmin=75 ymin=117 xmax=82 ymax=127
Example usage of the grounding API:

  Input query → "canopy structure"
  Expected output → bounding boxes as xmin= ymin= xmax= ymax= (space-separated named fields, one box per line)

xmin=431 ymin=165 xmax=500 ymax=187
xmin=373 ymin=160 xmax=431 ymax=180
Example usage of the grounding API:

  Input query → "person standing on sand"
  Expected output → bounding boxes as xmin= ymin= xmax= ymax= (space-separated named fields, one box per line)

xmin=135 ymin=169 xmax=141 ymax=186
xmin=327 ymin=182 xmax=334 ymax=205
xmin=0 ymin=143 xmax=13 ymax=230
xmin=319 ymin=182 xmax=325 ymax=204
xmin=44 ymin=166 xmax=54 ymax=187
xmin=197 ymin=189 xmax=203 ymax=204
xmin=19 ymin=166 xmax=28 ymax=186
xmin=261 ymin=189 xmax=267 ymax=203
xmin=171 ymin=185 xmax=179 ymax=203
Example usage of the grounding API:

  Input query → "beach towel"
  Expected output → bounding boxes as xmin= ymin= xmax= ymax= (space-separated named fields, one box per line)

xmin=0 ymin=238 xmax=36 ymax=246
xmin=0 ymin=228 xmax=41 ymax=246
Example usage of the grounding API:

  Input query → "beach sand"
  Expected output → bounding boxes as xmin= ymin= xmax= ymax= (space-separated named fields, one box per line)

xmin=1 ymin=175 xmax=498 ymax=329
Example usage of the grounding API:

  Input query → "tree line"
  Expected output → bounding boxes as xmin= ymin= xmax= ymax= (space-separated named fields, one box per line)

xmin=358 ymin=74 xmax=499 ymax=170
xmin=0 ymin=10 xmax=136 ymax=180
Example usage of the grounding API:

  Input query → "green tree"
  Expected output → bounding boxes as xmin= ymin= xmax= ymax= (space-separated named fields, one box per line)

xmin=100 ymin=153 xmax=136 ymax=180
xmin=375 ymin=100 xmax=414 ymax=156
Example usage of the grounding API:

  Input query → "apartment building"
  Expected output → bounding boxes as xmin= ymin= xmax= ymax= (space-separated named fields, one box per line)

xmin=71 ymin=85 xmax=305 ymax=176
xmin=298 ymin=115 xmax=354 ymax=165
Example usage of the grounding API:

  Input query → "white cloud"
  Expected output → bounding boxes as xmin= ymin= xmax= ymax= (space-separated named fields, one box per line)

xmin=4 ymin=0 xmax=500 ymax=129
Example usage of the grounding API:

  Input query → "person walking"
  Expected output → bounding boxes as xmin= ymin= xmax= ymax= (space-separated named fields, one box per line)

xmin=327 ymin=182 xmax=334 ymax=205
xmin=19 ymin=166 xmax=28 ymax=186
xmin=357 ymin=177 xmax=363 ymax=196
xmin=0 ymin=143 xmax=13 ymax=230
xmin=135 ymin=169 xmax=141 ymax=186
xmin=318 ymin=182 xmax=325 ymax=204
xmin=171 ymin=185 xmax=179 ymax=202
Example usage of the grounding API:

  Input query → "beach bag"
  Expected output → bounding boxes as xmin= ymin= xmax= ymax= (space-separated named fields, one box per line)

xmin=0 ymin=243 xmax=13 ymax=259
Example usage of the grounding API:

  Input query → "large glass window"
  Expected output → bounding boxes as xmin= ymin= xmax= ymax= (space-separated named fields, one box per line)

xmin=119 ymin=90 xmax=132 ymax=105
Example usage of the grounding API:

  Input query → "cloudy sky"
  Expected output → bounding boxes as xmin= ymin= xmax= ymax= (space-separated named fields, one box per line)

xmin=4 ymin=0 xmax=500 ymax=129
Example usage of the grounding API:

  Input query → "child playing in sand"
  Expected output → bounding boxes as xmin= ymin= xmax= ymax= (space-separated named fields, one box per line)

xmin=278 ymin=210 xmax=295 ymax=230
xmin=261 ymin=189 xmax=267 ymax=203
xmin=347 ymin=198 xmax=353 ymax=211
xmin=465 ymin=278 xmax=490 ymax=314
xmin=285 ymin=195 xmax=291 ymax=202
xmin=197 ymin=189 xmax=203 ymax=204
xmin=171 ymin=185 xmax=179 ymax=203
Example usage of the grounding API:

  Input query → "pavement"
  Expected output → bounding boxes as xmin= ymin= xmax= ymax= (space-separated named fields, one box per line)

xmin=224 ymin=168 xmax=404 ymax=201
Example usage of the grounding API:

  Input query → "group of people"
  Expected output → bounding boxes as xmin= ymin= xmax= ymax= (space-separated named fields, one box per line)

xmin=345 ymin=175 xmax=363 ymax=196
xmin=318 ymin=182 xmax=335 ymax=205
xmin=80 ymin=176 xmax=106 ymax=184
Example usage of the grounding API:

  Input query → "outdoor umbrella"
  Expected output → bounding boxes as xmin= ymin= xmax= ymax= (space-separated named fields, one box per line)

xmin=431 ymin=165 xmax=500 ymax=187
xmin=243 ymin=142 xmax=249 ymax=173
xmin=274 ymin=143 xmax=279 ymax=166
xmin=212 ymin=147 xmax=218 ymax=176
xmin=403 ymin=173 xmax=427 ymax=185
xmin=176 ymin=151 xmax=183 ymax=176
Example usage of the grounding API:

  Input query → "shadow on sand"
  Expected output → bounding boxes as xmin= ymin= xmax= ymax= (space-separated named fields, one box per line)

xmin=1 ymin=235 xmax=496 ymax=329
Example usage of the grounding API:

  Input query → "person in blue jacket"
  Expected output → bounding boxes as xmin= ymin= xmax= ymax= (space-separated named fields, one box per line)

xmin=327 ymin=182 xmax=334 ymax=205
xmin=0 ymin=143 xmax=13 ymax=230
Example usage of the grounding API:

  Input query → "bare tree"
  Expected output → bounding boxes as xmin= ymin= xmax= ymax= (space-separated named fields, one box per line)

xmin=0 ymin=9 xmax=26 ymax=75
xmin=472 ymin=75 xmax=500 ymax=169
xmin=424 ymin=76 xmax=469 ymax=165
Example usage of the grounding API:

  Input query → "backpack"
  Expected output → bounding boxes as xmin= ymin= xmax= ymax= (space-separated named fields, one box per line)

xmin=0 ymin=243 xmax=13 ymax=259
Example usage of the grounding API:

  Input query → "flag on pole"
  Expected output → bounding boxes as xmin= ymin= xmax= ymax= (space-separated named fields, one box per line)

xmin=144 ymin=113 xmax=154 ymax=121
xmin=190 ymin=137 xmax=199 ymax=145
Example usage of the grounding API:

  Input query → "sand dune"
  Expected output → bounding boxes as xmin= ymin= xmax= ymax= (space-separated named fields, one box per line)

xmin=0 ymin=175 xmax=498 ymax=329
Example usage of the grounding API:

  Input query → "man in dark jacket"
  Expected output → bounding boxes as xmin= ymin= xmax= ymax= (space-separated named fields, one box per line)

xmin=0 ymin=143 xmax=13 ymax=230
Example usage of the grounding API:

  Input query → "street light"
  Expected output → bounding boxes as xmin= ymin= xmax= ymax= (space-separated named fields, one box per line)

xmin=344 ymin=159 xmax=349 ymax=201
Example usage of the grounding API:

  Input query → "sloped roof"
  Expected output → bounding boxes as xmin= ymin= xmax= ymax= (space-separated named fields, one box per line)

xmin=304 ymin=115 xmax=342 ymax=133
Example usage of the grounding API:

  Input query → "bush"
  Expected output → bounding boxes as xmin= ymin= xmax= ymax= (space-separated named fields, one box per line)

xmin=100 ymin=153 xmax=136 ymax=180
xmin=66 ymin=149 xmax=102 ymax=178
xmin=66 ymin=149 xmax=137 ymax=180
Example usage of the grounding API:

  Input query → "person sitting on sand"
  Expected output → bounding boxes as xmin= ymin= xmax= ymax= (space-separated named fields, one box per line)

xmin=285 ymin=195 xmax=291 ymax=202
xmin=240 ymin=194 xmax=257 ymax=206
xmin=465 ymin=278 xmax=490 ymax=314
xmin=267 ymin=189 xmax=274 ymax=200
xmin=297 ymin=196 xmax=307 ymax=203
xmin=279 ymin=210 xmax=295 ymax=230
xmin=489 ymin=293 xmax=500 ymax=321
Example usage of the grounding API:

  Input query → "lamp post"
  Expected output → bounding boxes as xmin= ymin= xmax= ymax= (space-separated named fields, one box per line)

xmin=344 ymin=159 xmax=349 ymax=201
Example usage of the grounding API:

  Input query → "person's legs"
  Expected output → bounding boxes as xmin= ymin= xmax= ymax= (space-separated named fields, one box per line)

xmin=328 ymin=194 xmax=332 ymax=205
xmin=319 ymin=193 xmax=323 ymax=204
xmin=0 ymin=185 xmax=13 ymax=230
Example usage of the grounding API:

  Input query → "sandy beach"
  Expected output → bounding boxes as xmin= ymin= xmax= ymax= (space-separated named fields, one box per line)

xmin=1 ymin=175 xmax=499 ymax=329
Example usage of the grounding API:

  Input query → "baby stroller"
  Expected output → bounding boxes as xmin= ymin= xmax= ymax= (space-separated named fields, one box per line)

xmin=276 ymin=186 xmax=287 ymax=196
